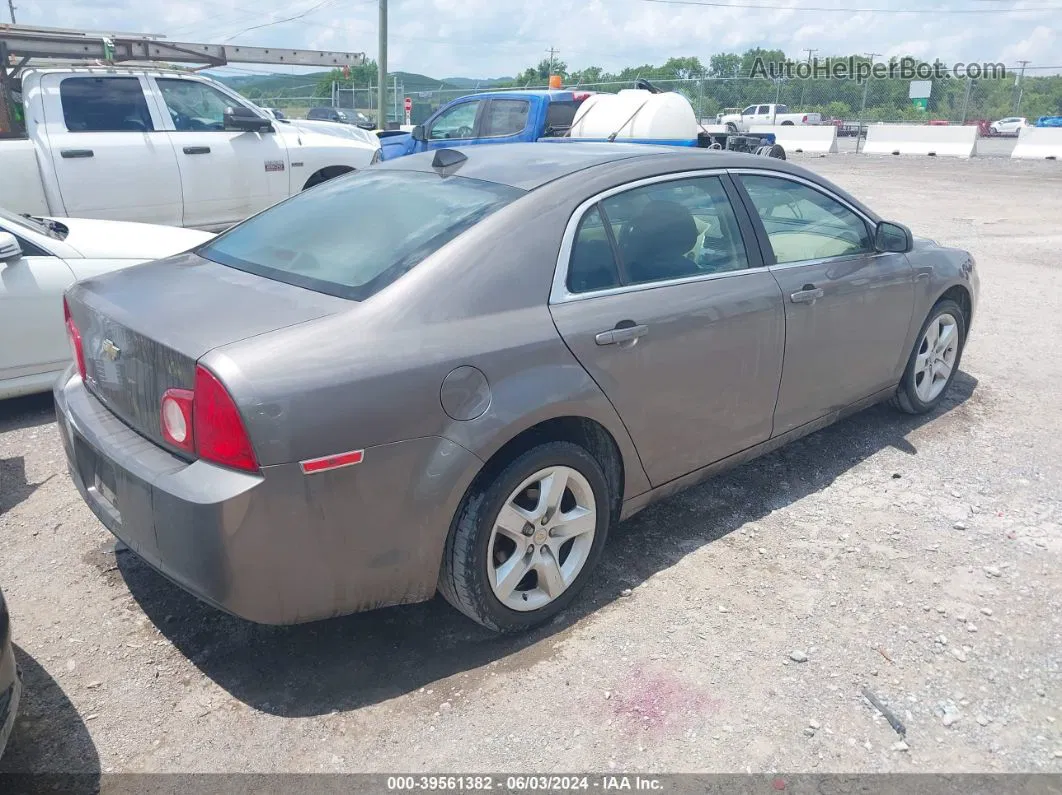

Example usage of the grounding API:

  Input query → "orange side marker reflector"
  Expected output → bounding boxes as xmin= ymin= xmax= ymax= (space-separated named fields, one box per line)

xmin=300 ymin=449 xmax=364 ymax=475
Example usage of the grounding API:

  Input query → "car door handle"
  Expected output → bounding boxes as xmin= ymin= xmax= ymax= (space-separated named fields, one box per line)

xmin=595 ymin=324 xmax=648 ymax=346
xmin=790 ymin=285 xmax=824 ymax=304
xmin=60 ymin=149 xmax=94 ymax=158
xmin=183 ymin=146 xmax=211 ymax=155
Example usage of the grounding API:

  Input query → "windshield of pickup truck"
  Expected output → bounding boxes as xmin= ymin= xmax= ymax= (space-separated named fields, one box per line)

xmin=199 ymin=170 xmax=524 ymax=301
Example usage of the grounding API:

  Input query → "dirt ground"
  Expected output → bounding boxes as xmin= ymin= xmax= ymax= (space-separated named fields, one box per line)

xmin=1 ymin=154 xmax=1060 ymax=783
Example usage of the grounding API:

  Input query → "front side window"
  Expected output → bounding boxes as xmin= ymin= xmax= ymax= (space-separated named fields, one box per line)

xmin=429 ymin=101 xmax=480 ymax=140
xmin=568 ymin=176 xmax=749 ymax=291
xmin=742 ymin=105 xmax=757 ymax=115
xmin=739 ymin=174 xmax=872 ymax=264
xmin=482 ymin=100 xmax=529 ymax=137
xmin=60 ymin=77 xmax=154 ymax=133
xmin=157 ymin=79 xmax=240 ymax=132
xmin=200 ymin=171 xmax=524 ymax=301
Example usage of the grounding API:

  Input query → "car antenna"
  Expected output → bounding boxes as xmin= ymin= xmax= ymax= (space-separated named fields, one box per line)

xmin=432 ymin=148 xmax=467 ymax=172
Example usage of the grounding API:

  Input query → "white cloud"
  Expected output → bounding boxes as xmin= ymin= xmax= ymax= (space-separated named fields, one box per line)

xmin=10 ymin=0 xmax=1061 ymax=77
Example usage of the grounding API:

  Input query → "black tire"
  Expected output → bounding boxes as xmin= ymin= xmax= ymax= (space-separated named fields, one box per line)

xmin=780 ymin=120 xmax=795 ymax=126
xmin=726 ymin=122 xmax=738 ymax=133
xmin=438 ymin=441 xmax=612 ymax=633
xmin=891 ymin=299 xmax=966 ymax=414
xmin=768 ymin=143 xmax=786 ymax=159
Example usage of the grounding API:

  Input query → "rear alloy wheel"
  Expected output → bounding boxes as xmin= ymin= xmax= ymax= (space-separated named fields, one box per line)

xmin=439 ymin=442 xmax=611 ymax=632
xmin=891 ymin=299 xmax=966 ymax=414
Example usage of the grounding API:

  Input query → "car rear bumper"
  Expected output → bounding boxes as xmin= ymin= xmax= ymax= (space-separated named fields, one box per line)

xmin=54 ymin=368 xmax=482 ymax=625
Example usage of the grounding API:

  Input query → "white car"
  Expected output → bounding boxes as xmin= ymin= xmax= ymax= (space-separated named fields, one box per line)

xmin=990 ymin=117 xmax=1028 ymax=136
xmin=0 ymin=207 xmax=213 ymax=399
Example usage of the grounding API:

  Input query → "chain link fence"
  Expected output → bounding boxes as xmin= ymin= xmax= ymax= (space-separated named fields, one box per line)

xmin=252 ymin=69 xmax=1060 ymax=133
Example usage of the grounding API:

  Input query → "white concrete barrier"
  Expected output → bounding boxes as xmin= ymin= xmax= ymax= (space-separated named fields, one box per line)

xmin=1011 ymin=127 xmax=1062 ymax=160
xmin=862 ymin=124 xmax=979 ymax=158
xmin=749 ymin=124 xmax=838 ymax=154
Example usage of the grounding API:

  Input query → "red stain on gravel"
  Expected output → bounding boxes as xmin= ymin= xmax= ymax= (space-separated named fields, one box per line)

xmin=610 ymin=666 xmax=722 ymax=731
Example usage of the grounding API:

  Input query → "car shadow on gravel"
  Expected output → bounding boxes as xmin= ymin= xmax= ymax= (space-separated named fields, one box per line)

xmin=0 ymin=394 xmax=59 ymax=516
xmin=0 ymin=393 xmax=56 ymax=434
xmin=118 ymin=373 xmax=977 ymax=719
xmin=0 ymin=645 xmax=101 ymax=794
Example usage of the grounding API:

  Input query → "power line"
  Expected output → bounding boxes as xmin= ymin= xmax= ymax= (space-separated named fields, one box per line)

xmin=636 ymin=0 xmax=1062 ymax=13
xmin=220 ymin=0 xmax=340 ymax=43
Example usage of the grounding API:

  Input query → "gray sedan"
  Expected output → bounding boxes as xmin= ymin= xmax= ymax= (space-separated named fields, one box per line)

xmin=55 ymin=143 xmax=978 ymax=632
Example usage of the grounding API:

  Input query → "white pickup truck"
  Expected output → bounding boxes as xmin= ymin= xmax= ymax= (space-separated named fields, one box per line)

xmin=717 ymin=103 xmax=822 ymax=132
xmin=0 ymin=67 xmax=380 ymax=231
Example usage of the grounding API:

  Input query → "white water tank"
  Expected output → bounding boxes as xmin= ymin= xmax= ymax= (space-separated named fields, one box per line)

xmin=569 ymin=89 xmax=698 ymax=141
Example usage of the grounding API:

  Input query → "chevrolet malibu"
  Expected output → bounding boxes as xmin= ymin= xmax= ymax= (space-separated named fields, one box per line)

xmin=55 ymin=143 xmax=978 ymax=632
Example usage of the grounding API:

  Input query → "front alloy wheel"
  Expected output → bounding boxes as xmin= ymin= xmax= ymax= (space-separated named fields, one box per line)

xmin=892 ymin=298 xmax=966 ymax=414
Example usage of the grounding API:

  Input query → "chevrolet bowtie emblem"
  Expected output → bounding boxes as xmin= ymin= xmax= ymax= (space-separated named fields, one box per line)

xmin=100 ymin=339 xmax=121 ymax=362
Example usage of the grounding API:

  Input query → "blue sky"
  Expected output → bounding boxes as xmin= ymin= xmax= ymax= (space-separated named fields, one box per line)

xmin=8 ymin=0 xmax=1060 ymax=78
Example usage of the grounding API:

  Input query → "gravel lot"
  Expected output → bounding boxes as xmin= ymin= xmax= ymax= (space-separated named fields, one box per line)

xmin=1 ymin=153 xmax=1060 ymax=783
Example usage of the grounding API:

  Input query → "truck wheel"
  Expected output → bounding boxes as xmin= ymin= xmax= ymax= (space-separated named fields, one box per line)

xmin=767 ymin=143 xmax=786 ymax=159
xmin=726 ymin=122 xmax=738 ymax=133
xmin=781 ymin=120 xmax=794 ymax=126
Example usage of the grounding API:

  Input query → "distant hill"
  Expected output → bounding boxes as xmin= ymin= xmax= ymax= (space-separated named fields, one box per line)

xmin=441 ymin=76 xmax=514 ymax=88
xmin=209 ymin=70 xmax=506 ymax=100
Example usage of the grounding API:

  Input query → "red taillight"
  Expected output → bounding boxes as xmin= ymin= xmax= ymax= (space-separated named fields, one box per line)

xmin=160 ymin=388 xmax=194 ymax=452
xmin=192 ymin=364 xmax=258 ymax=472
xmin=63 ymin=296 xmax=86 ymax=380
xmin=157 ymin=365 xmax=258 ymax=472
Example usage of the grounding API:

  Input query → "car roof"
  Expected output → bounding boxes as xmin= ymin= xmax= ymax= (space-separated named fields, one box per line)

xmin=373 ymin=142 xmax=786 ymax=191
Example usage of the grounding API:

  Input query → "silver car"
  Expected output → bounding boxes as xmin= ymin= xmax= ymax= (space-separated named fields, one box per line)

xmin=55 ymin=143 xmax=978 ymax=632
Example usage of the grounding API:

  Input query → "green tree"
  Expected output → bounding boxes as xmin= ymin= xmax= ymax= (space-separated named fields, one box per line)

xmin=710 ymin=53 xmax=741 ymax=78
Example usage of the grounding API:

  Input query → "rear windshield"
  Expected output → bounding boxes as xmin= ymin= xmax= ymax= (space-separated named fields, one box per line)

xmin=199 ymin=170 xmax=524 ymax=300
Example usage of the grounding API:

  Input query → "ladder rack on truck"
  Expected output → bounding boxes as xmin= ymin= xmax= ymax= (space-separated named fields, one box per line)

xmin=0 ymin=24 xmax=366 ymax=134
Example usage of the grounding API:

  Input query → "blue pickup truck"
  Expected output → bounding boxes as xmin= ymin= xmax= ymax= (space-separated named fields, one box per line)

xmin=378 ymin=89 xmax=589 ymax=160
xmin=378 ymin=83 xmax=782 ymax=161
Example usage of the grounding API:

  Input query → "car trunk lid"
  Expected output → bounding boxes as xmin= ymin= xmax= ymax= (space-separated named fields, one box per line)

xmin=66 ymin=251 xmax=348 ymax=451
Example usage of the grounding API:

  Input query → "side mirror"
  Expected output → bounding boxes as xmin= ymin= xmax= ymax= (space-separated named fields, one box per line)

xmin=223 ymin=105 xmax=273 ymax=133
xmin=0 ymin=232 xmax=22 ymax=264
xmin=411 ymin=124 xmax=426 ymax=142
xmin=874 ymin=220 xmax=913 ymax=254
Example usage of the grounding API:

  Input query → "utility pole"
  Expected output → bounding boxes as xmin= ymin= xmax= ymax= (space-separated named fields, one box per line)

xmin=1014 ymin=60 xmax=1030 ymax=114
xmin=799 ymin=48 xmax=817 ymax=106
xmin=860 ymin=52 xmax=881 ymax=113
xmin=6 ymin=0 xmax=15 ymax=24
xmin=546 ymin=46 xmax=559 ymax=76
xmin=377 ymin=0 xmax=387 ymax=128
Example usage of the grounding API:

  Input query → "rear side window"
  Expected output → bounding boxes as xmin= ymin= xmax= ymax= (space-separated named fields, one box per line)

xmin=200 ymin=171 xmax=524 ymax=301
xmin=482 ymin=100 xmax=529 ymax=137
xmin=544 ymin=101 xmax=581 ymax=136
xmin=60 ymin=77 xmax=154 ymax=132
xmin=567 ymin=207 xmax=621 ymax=293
